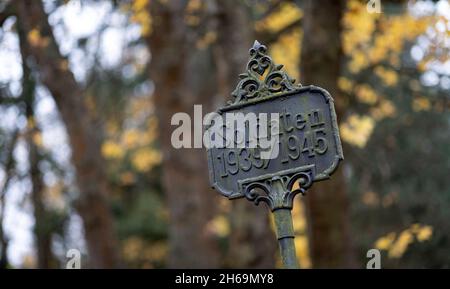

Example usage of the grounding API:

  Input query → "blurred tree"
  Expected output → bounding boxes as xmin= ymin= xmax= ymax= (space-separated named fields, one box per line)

xmin=14 ymin=0 xmax=120 ymax=268
xmin=300 ymin=0 xmax=355 ymax=268
xmin=146 ymin=0 xmax=277 ymax=268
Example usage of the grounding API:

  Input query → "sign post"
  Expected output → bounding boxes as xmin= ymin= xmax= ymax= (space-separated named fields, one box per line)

xmin=206 ymin=41 xmax=344 ymax=268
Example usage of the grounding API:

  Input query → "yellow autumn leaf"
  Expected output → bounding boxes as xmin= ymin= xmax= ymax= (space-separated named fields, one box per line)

xmin=131 ymin=147 xmax=162 ymax=172
xmin=410 ymin=224 xmax=433 ymax=242
xmin=355 ymin=84 xmax=378 ymax=104
xmin=412 ymin=97 xmax=431 ymax=112
xmin=375 ymin=232 xmax=396 ymax=250
xmin=375 ymin=66 xmax=398 ymax=86
xmin=375 ymin=224 xmax=433 ymax=259
xmin=27 ymin=28 xmax=41 ymax=46
xmin=340 ymin=114 xmax=375 ymax=148
xmin=388 ymin=229 xmax=413 ymax=258
xmin=132 ymin=0 xmax=148 ymax=11
xmin=101 ymin=140 xmax=125 ymax=159
xmin=370 ymin=99 xmax=396 ymax=120
xmin=130 ymin=0 xmax=152 ymax=36
xmin=343 ymin=0 xmax=378 ymax=55
xmin=32 ymin=131 xmax=43 ymax=148
xmin=27 ymin=28 xmax=49 ymax=48
xmin=416 ymin=225 xmax=433 ymax=242
xmin=343 ymin=0 xmax=434 ymax=68
xmin=122 ymin=129 xmax=141 ymax=148
xmin=348 ymin=51 xmax=368 ymax=73
xmin=338 ymin=77 xmax=353 ymax=93
xmin=206 ymin=215 xmax=230 ymax=238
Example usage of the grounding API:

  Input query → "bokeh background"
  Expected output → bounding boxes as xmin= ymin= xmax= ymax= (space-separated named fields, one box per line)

xmin=0 ymin=0 xmax=449 ymax=269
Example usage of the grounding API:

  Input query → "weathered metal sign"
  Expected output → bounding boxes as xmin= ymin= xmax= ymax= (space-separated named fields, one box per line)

xmin=206 ymin=41 xmax=343 ymax=209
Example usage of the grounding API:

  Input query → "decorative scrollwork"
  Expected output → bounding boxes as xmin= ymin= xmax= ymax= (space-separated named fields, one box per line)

xmin=243 ymin=171 xmax=312 ymax=211
xmin=229 ymin=40 xmax=300 ymax=105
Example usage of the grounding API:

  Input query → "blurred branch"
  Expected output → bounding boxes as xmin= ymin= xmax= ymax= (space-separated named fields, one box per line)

xmin=0 ymin=129 xmax=19 ymax=269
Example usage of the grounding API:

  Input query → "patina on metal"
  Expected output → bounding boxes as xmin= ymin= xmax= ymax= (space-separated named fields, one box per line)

xmin=206 ymin=40 xmax=344 ymax=269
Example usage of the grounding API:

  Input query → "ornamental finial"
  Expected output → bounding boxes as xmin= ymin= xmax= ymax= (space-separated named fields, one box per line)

xmin=229 ymin=40 xmax=300 ymax=105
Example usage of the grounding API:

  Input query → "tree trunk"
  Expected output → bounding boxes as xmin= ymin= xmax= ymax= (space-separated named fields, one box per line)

xmin=148 ymin=0 xmax=277 ymax=268
xmin=213 ymin=0 xmax=277 ymax=268
xmin=15 ymin=0 xmax=119 ymax=268
xmin=147 ymin=0 xmax=221 ymax=268
xmin=300 ymin=0 xmax=354 ymax=268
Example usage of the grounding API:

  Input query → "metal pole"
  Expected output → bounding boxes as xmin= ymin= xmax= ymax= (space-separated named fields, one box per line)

xmin=268 ymin=178 xmax=299 ymax=269
xmin=273 ymin=208 xmax=299 ymax=269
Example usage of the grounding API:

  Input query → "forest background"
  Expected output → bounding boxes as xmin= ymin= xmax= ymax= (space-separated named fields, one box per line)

xmin=0 ymin=0 xmax=449 ymax=268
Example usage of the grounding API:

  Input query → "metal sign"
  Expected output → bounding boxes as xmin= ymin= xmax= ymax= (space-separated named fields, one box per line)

xmin=207 ymin=41 xmax=343 ymax=209
xmin=205 ymin=41 xmax=344 ymax=268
